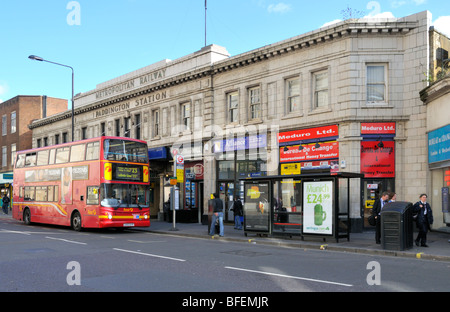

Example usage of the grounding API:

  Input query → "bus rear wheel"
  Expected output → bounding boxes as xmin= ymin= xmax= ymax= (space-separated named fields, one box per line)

xmin=23 ymin=208 xmax=31 ymax=225
xmin=71 ymin=211 xmax=82 ymax=231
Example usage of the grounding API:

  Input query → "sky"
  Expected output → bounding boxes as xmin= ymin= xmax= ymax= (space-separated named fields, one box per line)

xmin=0 ymin=0 xmax=449 ymax=105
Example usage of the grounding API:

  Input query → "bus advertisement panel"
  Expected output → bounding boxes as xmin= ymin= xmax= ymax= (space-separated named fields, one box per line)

xmin=12 ymin=136 xmax=150 ymax=231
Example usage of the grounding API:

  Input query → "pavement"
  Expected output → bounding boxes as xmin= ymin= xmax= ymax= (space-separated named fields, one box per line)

xmin=2 ymin=212 xmax=449 ymax=262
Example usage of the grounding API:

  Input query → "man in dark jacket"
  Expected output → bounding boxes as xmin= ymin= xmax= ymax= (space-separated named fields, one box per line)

xmin=232 ymin=197 xmax=243 ymax=230
xmin=209 ymin=193 xmax=224 ymax=237
xmin=372 ymin=191 xmax=390 ymax=244
xmin=413 ymin=194 xmax=434 ymax=247
xmin=2 ymin=194 xmax=10 ymax=214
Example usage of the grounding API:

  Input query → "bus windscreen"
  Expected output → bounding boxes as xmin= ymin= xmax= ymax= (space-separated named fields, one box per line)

xmin=103 ymin=139 xmax=148 ymax=163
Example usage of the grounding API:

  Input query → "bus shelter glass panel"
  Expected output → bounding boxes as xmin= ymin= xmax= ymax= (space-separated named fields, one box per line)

xmin=303 ymin=180 xmax=334 ymax=235
xmin=272 ymin=179 xmax=302 ymax=235
xmin=243 ymin=181 xmax=270 ymax=234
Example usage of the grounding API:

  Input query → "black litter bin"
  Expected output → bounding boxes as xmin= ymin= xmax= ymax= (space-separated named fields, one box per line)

xmin=381 ymin=201 xmax=414 ymax=251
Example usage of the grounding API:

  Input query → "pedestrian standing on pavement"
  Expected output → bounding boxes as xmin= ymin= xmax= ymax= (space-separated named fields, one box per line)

xmin=232 ymin=197 xmax=243 ymax=230
xmin=209 ymin=193 xmax=224 ymax=237
xmin=372 ymin=191 xmax=390 ymax=244
xmin=2 ymin=193 xmax=10 ymax=215
xmin=413 ymin=194 xmax=433 ymax=247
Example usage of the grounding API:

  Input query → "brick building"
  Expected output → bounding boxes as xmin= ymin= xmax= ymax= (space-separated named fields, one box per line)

xmin=0 ymin=95 xmax=67 ymax=199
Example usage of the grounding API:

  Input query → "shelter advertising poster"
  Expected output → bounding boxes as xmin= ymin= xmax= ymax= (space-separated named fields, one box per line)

xmin=303 ymin=181 xmax=333 ymax=235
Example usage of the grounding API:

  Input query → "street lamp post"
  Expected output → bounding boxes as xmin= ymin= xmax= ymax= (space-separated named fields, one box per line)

xmin=28 ymin=55 xmax=75 ymax=142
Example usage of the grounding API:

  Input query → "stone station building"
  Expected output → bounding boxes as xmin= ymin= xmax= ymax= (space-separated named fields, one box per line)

xmin=29 ymin=11 xmax=450 ymax=232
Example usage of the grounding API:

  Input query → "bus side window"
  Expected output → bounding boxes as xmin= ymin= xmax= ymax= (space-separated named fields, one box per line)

xmin=70 ymin=144 xmax=86 ymax=162
xmin=16 ymin=154 xmax=25 ymax=168
xmin=49 ymin=149 xmax=56 ymax=165
xmin=25 ymin=153 xmax=36 ymax=167
xmin=48 ymin=186 xmax=54 ymax=202
xmin=37 ymin=150 xmax=50 ymax=166
xmin=87 ymin=186 xmax=100 ymax=205
xmin=24 ymin=187 xmax=35 ymax=201
xmin=54 ymin=185 xmax=59 ymax=202
xmin=86 ymin=142 xmax=100 ymax=160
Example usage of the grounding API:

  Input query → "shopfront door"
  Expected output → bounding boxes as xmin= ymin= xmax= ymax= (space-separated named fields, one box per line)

xmin=361 ymin=178 xmax=395 ymax=228
xmin=219 ymin=182 xmax=234 ymax=222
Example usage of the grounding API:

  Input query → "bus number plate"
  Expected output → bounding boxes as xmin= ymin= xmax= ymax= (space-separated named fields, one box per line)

xmin=123 ymin=223 xmax=135 ymax=227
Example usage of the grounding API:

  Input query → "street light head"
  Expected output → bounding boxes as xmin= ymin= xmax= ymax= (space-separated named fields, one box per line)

xmin=28 ymin=55 xmax=44 ymax=61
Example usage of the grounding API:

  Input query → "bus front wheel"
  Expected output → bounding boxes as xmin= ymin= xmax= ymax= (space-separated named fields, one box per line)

xmin=71 ymin=211 xmax=82 ymax=232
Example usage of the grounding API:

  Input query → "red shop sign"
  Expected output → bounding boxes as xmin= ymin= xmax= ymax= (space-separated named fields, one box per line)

xmin=360 ymin=141 xmax=395 ymax=178
xmin=280 ymin=141 xmax=339 ymax=163
xmin=361 ymin=122 xmax=396 ymax=135
xmin=185 ymin=162 xmax=204 ymax=180
xmin=278 ymin=125 xmax=338 ymax=143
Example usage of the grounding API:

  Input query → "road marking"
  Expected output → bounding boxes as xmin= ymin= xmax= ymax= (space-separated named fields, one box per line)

xmin=225 ymin=266 xmax=353 ymax=287
xmin=127 ymin=240 xmax=165 ymax=243
xmin=113 ymin=248 xmax=186 ymax=262
xmin=0 ymin=229 xmax=55 ymax=235
xmin=0 ymin=229 xmax=32 ymax=235
xmin=45 ymin=236 xmax=87 ymax=245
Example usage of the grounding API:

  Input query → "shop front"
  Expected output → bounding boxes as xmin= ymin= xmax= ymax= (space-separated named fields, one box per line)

xmin=148 ymin=146 xmax=171 ymax=220
xmin=360 ymin=122 xmax=396 ymax=229
xmin=428 ymin=124 xmax=450 ymax=227
xmin=184 ymin=161 xmax=204 ymax=223
xmin=161 ymin=142 xmax=205 ymax=223
xmin=214 ymin=134 xmax=267 ymax=222
xmin=0 ymin=172 xmax=13 ymax=212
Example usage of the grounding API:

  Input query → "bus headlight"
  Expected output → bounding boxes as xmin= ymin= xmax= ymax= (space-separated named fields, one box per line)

xmin=108 ymin=213 xmax=113 ymax=220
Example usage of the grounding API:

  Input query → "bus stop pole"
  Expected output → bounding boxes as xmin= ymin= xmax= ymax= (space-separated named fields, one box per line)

xmin=170 ymin=186 xmax=179 ymax=231
xmin=170 ymin=158 xmax=179 ymax=231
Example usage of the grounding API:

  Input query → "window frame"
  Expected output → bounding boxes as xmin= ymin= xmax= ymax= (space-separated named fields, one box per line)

xmin=2 ymin=115 xmax=7 ymax=136
xmin=153 ymin=109 xmax=160 ymax=137
xmin=366 ymin=63 xmax=388 ymax=105
xmin=227 ymin=91 xmax=239 ymax=123
xmin=313 ymin=70 xmax=329 ymax=109
xmin=11 ymin=111 xmax=16 ymax=134
xmin=181 ymin=102 xmax=191 ymax=131
xmin=286 ymin=77 xmax=300 ymax=114
xmin=248 ymin=86 xmax=261 ymax=120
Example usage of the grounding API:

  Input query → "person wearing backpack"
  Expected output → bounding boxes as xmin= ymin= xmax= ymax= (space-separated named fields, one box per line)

xmin=2 ymin=194 xmax=10 ymax=214
xmin=209 ymin=193 xmax=224 ymax=237
xmin=232 ymin=197 xmax=243 ymax=230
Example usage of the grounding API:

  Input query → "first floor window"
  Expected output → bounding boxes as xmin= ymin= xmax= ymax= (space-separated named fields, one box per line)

xmin=153 ymin=110 xmax=160 ymax=137
xmin=181 ymin=103 xmax=191 ymax=130
xmin=313 ymin=71 xmax=328 ymax=108
xmin=249 ymin=87 xmax=261 ymax=119
xmin=286 ymin=78 xmax=300 ymax=113
xmin=2 ymin=146 xmax=6 ymax=167
xmin=367 ymin=64 xmax=387 ymax=104
xmin=227 ymin=92 xmax=239 ymax=123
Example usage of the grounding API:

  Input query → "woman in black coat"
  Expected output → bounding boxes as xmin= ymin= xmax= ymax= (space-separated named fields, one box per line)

xmin=413 ymin=194 xmax=434 ymax=247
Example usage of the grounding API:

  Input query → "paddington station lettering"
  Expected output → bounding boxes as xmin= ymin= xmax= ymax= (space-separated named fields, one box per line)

xmin=94 ymin=91 xmax=167 ymax=117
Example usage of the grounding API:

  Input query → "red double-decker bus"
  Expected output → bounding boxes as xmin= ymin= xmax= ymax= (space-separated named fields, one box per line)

xmin=12 ymin=136 xmax=150 ymax=231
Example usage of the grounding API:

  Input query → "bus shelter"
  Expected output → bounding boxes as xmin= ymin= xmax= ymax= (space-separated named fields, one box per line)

xmin=240 ymin=172 xmax=363 ymax=243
